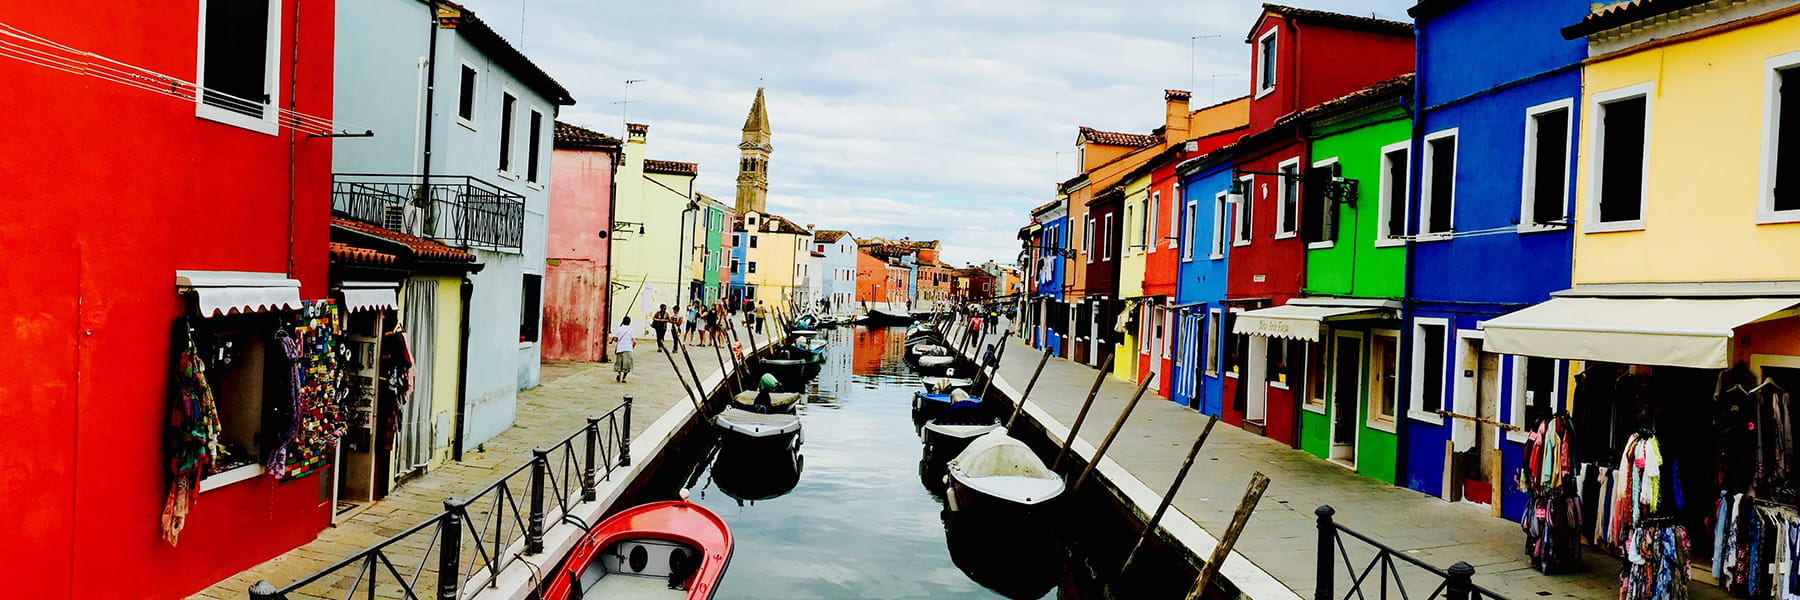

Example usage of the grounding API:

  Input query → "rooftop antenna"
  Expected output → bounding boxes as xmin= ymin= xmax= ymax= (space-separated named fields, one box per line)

xmin=1209 ymin=73 xmax=1240 ymax=103
xmin=1190 ymin=34 xmax=1221 ymax=102
xmin=613 ymin=79 xmax=646 ymax=135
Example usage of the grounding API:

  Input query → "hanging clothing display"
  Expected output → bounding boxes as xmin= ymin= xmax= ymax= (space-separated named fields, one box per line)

xmin=377 ymin=330 xmax=414 ymax=452
xmin=1623 ymin=522 xmax=1691 ymax=600
xmin=1521 ymin=412 xmax=1581 ymax=573
xmin=161 ymin=317 xmax=222 ymax=546
xmin=276 ymin=300 xmax=346 ymax=480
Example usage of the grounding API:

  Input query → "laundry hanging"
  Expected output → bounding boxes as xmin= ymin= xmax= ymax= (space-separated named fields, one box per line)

xmin=161 ymin=317 xmax=222 ymax=546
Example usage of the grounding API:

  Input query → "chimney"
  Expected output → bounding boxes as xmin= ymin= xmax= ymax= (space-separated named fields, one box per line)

xmin=1164 ymin=89 xmax=1192 ymax=142
xmin=626 ymin=123 xmax=648 ymax=141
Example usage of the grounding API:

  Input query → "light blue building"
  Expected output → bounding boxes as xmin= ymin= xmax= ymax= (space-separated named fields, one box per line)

xmin=814 ymin=230 xmax=858 ymax=314
xmin=333 ymin=0 xmax=574 ymax=450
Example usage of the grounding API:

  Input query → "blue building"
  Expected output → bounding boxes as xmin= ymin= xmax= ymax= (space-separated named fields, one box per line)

xmin=1029 ymin=199 xmax=1068 ymax=356
xmin=1172 ymin=153 xmax=1236 ymax=416
xmin=1398 ymin=0 xmax=1587 ymax=519
xmin=729 ymin=227 xmax=748 ymax=305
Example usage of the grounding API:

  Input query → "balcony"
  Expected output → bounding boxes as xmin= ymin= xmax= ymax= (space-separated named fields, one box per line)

xmin=332 ymin=174 xmax=525 ymax=253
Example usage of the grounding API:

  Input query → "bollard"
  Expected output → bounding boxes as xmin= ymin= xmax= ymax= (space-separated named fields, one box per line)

xmin=620 ymin=397 xmax=633 ymax=467
xmin=583 ymin=416 xmax=600 ymax=501
xmin=1315 ymin=505 xmax=1336 ymax=600
xmin=247 ymin=581 xmax=285 ymax=600
xmin=1445 ymin=561 xmax=1476 ymax=600
xmin=439 ymin=498 xmax=464 ymax=600
xmin=527 ymin=447 xmax=549 ymax=554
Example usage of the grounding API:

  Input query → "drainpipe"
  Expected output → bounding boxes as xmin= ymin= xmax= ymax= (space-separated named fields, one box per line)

xmin=601 ymin=149 xmax=617 ymax=362
xmin=453 ymin=275 xmax=474 ymax=460
xmin=421 ymin=1 xmax=439 ymax=187
xmin=1394 ymin=23 xmax=1426 ymax=486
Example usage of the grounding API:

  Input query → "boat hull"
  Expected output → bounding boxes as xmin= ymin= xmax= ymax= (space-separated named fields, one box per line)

xmin=922 ymin=422 xmax=1002 ymax=465
xmin=539 ymin=501 xmax=732 ymax=600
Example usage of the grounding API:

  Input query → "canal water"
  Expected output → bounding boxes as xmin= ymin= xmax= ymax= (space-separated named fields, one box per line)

xmin=626 ymin=325 xmax=1206 ymax=600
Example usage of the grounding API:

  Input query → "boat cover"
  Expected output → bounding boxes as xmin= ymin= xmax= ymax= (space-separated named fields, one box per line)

xmin=714 ymin=408 xmax=801 ymax=437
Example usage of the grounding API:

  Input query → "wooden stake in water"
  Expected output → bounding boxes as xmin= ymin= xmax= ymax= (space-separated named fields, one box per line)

xmin=1005 ymin=345 xmax=1055 ymax=430
xmin=1052 ymin=349 xmax=1115 ymax=471
xmin=660 ymin=339 xmax=708 ymax=417
xmin=1072 ymin=371 xmax=1155 ymax=492
xmin=1186 ymin=472 xmax=1271 ymax=600
xmin=1119 ymin=416 xmax=1219 ymax=576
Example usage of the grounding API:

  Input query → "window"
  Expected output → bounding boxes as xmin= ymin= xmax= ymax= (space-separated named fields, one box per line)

xmin=1521 ymin=100 xmax=1573 ymax=228
xmin=1233 ymin=176 xmax=1253 ymax=246
xmin=1377 ymin=142 xmax=1410 ymax=245
xmin=1510 ymin=356 xmax=1558 ymax=438
xmin=1304 ymin=341 xmax=1326 ymax=408
xmin=1103 ymin=214 xmax=1114 ymax=260
xmin=196 ymin=0 xmax=280 ymax=133
xmin=1421 ymin=130 xmax=1458 ymax=237
xmin=748 ymin=262 xmax=757 ymax=273
xmin=499 ymin=93 xmax=517 ymax=173
xmin=1183 ymin=200 xmax=1198 ymax=260
xmin=1211 ymin=191 xmax=1227 ymax=258
xmin=1125 ymin=205 xmax=1138 ymax=253
xmin=1257 ymin=29 xmax=1277 ymax=95
xmin=749 ymin=235 xmax=759 ymax=249
xmin=1762 ymin=55 xmax=1800 ymax=221
xmin=192 ymin=313 xmax=275 ymax=488
xmin=526 ymin=110 xmax=544 ymax=183
xmin=1410 ymin=320 xmax=1448 ymax=422
xmin=1276 ymin=159 xmax=1299 ymax=238
xmin=519 ymin=274 xmax=542 ymax=343
xmin=1161 ymin=309 xmax=1173 ymax=359
xmin=1302 ymin=160 xmax=1340 ymax=246
xmin=1592 ymin=85 xmax=1651 ymax=230
xmin=1148 ymin=192 xmax=1160 ymax=253
xmin=1085 ymin=218 xmax=1095 ymax=264
xmin=1267 ymin=338 xmax=1291 ymax=388
xmin=1369 ymin=332 xmax=1399 ymax=426
xmin=1139 ymin=307 xmax=1152 ymax=354
xmin=458 ymin=65 xmax=478 ymax=123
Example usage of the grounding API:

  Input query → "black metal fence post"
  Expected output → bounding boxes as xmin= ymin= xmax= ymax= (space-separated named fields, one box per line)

xmin=527 ymin=447 xmax=549 ymax=554
xmin=620 ymin=397 xmax=633 ymax=467
xmin=439 ymin=498 xmax=464 ymax=600
xmin=247 ymin=581 xmax=285 ymax=600
xmin=1446 ymin=561 xmax=1475 ymax=600
xmin=583 ymin=415 xmax=600 ymax=502
xmin=1315 ymin=505 xmax=1336 ymax=600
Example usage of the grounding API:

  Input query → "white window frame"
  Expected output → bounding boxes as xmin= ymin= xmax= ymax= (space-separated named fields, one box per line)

xmin=1103 ymin=213 xmax=1114 ymax=260
xmin=1148 ymin=191 xmax=1161 ymax=254
xmin=1139 ymin=305 xmax=1152 ymax=354
xmin=1758 ymin=52 xmax=1800 ymax=224
xmin=526 ymin=107 xmax=546 ymax=186
xmin=1409 ymin=318 xmax=1450 ymax=425
xmin=194 ymin=0 xmax=283 ymax=135
xmin=1205 ymin=308 xmax=1222 ymax=377
xmin=1586 ymin=82 xmax=1654 ymax=234
xmin=1519 ymin=98 xmax=1575 ymax=232
xmin=1507 ymin=355 xmax=1563 ymax=443
xmin=1211 ymin=191 xmax=1228 ymax=259
xmin=1233 ymin=175 xmax=1254 ymax=247
xmin=1125 ymin=204 xmax=1139 ymax=254
xmin=1168 ymin=182 xmax=1182 ymax=250
xmin=1275 ymin=157 xmax=1301 ymax=239
xmin=497 ymin=87 xmax=519 ymax=179
xmin=1366 ymin=329 xmax=1401 ymax=433
xmin=1255 ymin=27 xmax=1278 ymax=99
xmin=1418 ymin=128 xmax=1459 ymax=241
xmin=456 ymin=61 xmax=480 ymax=130
xmin=1085 ymin=217 xmax=1095 ymax=264
xmin=1183 ymin=199 xmax=1199 ymax=261
xmin=1309 ymin=157 xmax=1340 ymax=249
xmin=1376 ymin=141 xmax=1410 ymax=248
xmin=1162 ymin=308 xmax=1174 ymax=359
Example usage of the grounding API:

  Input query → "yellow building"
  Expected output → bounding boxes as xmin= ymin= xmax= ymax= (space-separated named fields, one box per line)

xmin=739 ymin=210 xmax=811 ymax=310
xmin=1115 ymin=172 xmax=1153 ymax=380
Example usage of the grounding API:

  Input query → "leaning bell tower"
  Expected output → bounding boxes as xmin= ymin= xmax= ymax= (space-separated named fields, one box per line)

xmin=735 ymin=87 xmax=771 ymax=215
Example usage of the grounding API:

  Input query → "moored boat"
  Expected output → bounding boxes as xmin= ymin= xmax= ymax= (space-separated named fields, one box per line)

xmin=539 ymin=498 xmax=732 ymax=600
xmin=913 ymin=388 xmax=980 ymax=424
xmin=922 ymin=399 xmax=1002 ymax=464
xmin=865 ymin=309 xmax=916 ymax=325
xmin=712 ymin=438 xmax=804 ymax=502
xmin=945 ymin=431 xmax=1065 ymax=514
xmin=713 ymin=407 xmax=802 ymax=450
xmin=729 ymin=390 xmax=803 ymax=414
xmin=755 ymin=344 xmax=825 ymax=390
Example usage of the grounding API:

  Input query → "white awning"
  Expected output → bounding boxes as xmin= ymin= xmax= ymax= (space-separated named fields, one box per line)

xmin=176 ymin=270 xmax=303 ymax=318
xmin=1232 ymin=299 xmax=1398 ymax=342
xmin=1483 ymin=297 xmax=1800 ymax=369
xmin=340 ymin=281 xmax=399 ymax=314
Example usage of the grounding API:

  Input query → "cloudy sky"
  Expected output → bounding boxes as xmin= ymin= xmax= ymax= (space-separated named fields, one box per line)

xmin=461 ymin=0 xmax=1415 ymax=266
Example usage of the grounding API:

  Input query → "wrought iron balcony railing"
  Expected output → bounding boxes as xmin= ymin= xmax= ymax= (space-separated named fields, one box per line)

xmin=332 ymin=173 xmax=526 ymax=253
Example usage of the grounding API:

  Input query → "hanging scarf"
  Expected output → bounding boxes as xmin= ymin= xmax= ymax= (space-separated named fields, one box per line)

xmin=161 ymin=318 xmax=221 ymax=546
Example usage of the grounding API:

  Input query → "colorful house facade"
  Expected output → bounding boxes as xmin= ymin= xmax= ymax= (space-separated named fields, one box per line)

xmin=611 ymin=123 xmax=697 ymax=333
xmin=544 ymin=122 xmax=620 ymax=362
xmin=1029 ymin=199 xmax=1069 ymax=356
xmin=814 ymin=230 xmax=858 ymax=313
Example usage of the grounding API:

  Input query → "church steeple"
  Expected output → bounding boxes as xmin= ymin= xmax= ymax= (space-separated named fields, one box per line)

xmin=735 ymin=88 xmax=771 ymax=215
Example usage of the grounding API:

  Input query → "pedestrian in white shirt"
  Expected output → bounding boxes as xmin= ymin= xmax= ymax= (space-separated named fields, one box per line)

xmin=611 ymin=317 xmax=637 ymax=383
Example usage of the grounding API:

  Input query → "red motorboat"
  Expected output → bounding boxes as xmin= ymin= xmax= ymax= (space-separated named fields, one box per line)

xmin=540 ymin=498 xmax=733 ymax=600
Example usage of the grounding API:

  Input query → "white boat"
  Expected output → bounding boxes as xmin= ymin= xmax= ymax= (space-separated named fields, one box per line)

xmin=920 ymin=377 xmax=974 ymax=393
xmin=946 ymin=432 xmax=1065 ymax=513
xmin=908 ymin=343 xmax=948 ymax=356
xmin=917 ymin=354 xmax=956 ymax=369
xmin=922 ymin=396 xmax=1002 ymax=464
xmin=729 ymin=390 xmax=803 ymax=414
xmin=713 ymin=407 xmax=802 ymax=449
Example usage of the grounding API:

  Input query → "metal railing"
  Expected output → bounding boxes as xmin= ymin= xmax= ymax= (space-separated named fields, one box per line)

xmin=249 ymin=399 xmax=634 ymax=600
xmin=1315 ymin=505 xmax=1510 ymax=600
xmin=332 ymin=173 xmax=526 ymax=252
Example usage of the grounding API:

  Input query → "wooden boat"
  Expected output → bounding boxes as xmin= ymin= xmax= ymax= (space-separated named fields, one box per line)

xmin=920 ymin=377 xmax=974 ymax=393
xmin=539 ymin=499 xmax=732 ymax=600
xmin=913 ymin=389 xmax=980 ymax=424
xmin=922 ymin=400 xmax=1002 ymax=464
xmin=865 ymin=309 xmax=916 ymax=325
xmin=712 ymin=439 xmax=804 ymax=502
xmin=728 ymin=390 xmax=802 ymax=414
xmin=754 ymin=344 xmax=825 ymax=390
xmin=915 ymin=354 xmax=958 ymax=373
xmin=940 ymin=507 xmax=1059 ymax=600
xmin=946 ymin=431 xmax=1065 ymax=513
xmin=713 ymin=407 xmax=802 ymax=450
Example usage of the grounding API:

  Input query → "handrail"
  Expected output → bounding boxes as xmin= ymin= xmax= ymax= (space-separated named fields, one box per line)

xmin=1314 ymin=505 xmax=1511 ymax=600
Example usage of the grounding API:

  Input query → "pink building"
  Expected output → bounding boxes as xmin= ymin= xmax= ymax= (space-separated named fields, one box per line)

xmin=544 ymin=122 xmax=622 ymax=361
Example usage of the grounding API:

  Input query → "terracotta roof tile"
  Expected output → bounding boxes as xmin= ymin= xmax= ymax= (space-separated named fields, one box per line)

xmin=1274 ymin=73 xmax=1414 ymax=129
xmin=553 ymin=121 xmax=620 ymax=150
xmin=1078 ymin=127 xmax=1161 ymax=148
xmin=329 ymin=242 xmax=397 ymax=267
xmin=331 ymin=217 xmax=478 ymax=263
xmin=1560 ymin=0 xmax=1709 ymax=39
xmin=813 ymin=230 xmax=850 ymax=243
xmin=644 ymin=159 xmax=699 ymax=176
xmin=758 ymin=213 xmax=811 ymax=235
xmin=1256 ymin=4 xmax=1415 ymax=40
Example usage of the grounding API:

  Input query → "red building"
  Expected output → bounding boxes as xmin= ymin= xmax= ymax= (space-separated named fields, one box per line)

xmin=0 ymin=2 xmax=338 ymax=599
xmin=1218 ymin=5 xmax=1413 ymax=445
xmin=544 ymin=122 xmax=622 ymax=362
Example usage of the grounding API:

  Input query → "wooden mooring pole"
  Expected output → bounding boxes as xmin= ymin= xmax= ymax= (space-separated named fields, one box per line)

xmin=1185 ymin=472 xmax=1272 ymax=600
xmin=1005 ymin=345 xmax=1055 ymax=430
xmin=1119 ymin=416 xmax=1220 ymax=576
xmin=1072 ymin=371 xmax=1155 ymax=493
xmin=660 ymin=342 xmax=709 ymax=417
xmin=1052 ymin=349 xmax=1115 ymax=471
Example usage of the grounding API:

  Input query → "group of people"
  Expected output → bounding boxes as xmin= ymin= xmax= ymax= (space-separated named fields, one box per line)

xmin=612 ymin=298 xmax=777 ymax=384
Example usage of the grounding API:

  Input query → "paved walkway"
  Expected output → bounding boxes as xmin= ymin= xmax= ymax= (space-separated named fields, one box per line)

xmin=194 ymin=318 xmax=772 ymax=600
xmin=960 ymin=320 xmax=1726 ymax=600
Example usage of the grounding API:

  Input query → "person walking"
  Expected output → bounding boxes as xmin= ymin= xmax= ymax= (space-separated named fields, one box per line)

xmin=611 ymin=317 xmax=637 ymax=383
xmin=684 ymin=301 xmax=700 ymax=344
xmin=652 ymin=305 xmax=672 ymax=352
xmin=708 ymin=302 xmax=726 ymax=346
xmin=754 ymin=301 xmax=769 ymax=335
